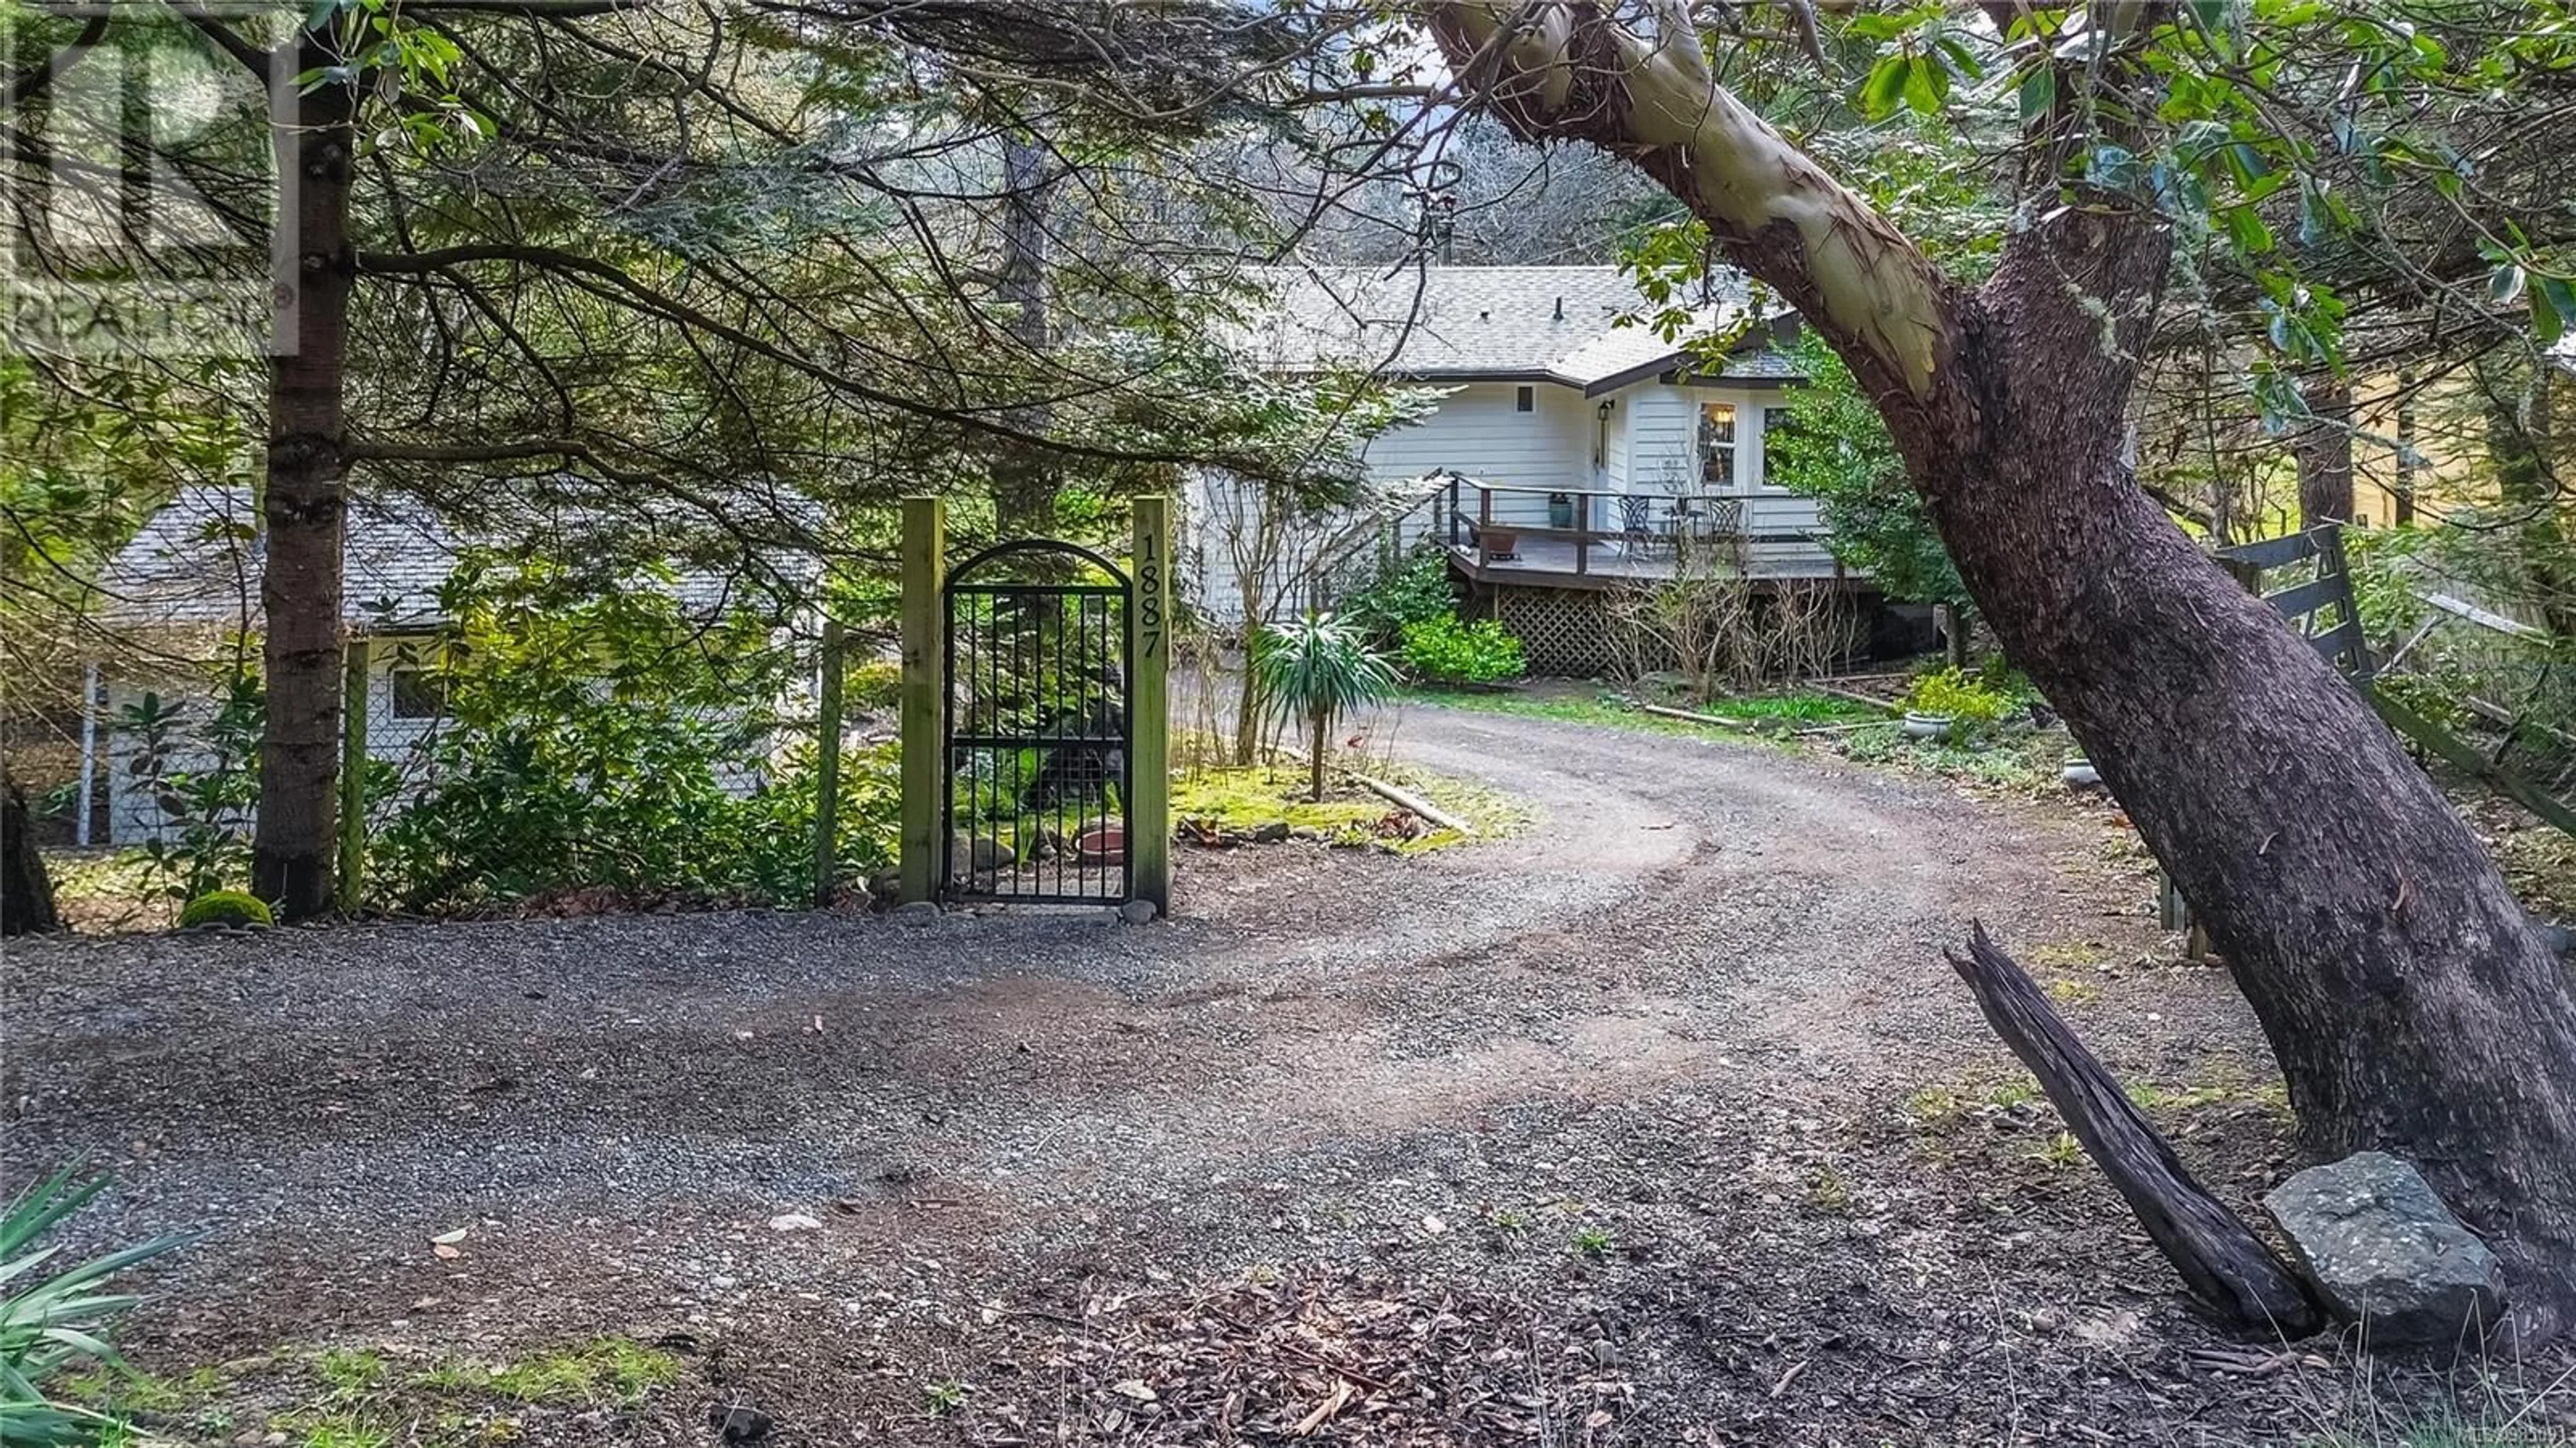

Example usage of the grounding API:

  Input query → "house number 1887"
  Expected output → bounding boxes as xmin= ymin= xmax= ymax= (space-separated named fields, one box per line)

xmin=1137 ymin=527 xmax=1164 ymax=660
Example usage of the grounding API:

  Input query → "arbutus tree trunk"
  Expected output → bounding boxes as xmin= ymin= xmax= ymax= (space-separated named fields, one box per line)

xmin=253 ymin=40 xmax=356 ymax=919
xmin=1431 ymin=0 xmax=2576 ymax=1341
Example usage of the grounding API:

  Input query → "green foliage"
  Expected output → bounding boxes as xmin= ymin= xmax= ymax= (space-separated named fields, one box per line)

xmin=1767 ymin=332 xmax=1969 ymax=615
xmin=1902 ymin=666 xmax=2013 ymax=725
xmin=368 ymin=561 xmax=896 ymax=914
xmin=1338 ymin=546 xmax=1460 ymax=648
xmin=1 ymin=1170 xmax=195 ymax=1447
xmin=119 ymin=675 xmax=262 ymax=903
xmin=1254 ymin=613 xmax=1399 ymax=727
xmin=843 ymin=658 xmax=904 ymax=715
xmin=1711 ymin=692 xmax=1880 ymax=724
xmin=174 ymin=890 xmax=271 ymax=929
xmin=1399 ymin=615 xmax=1527 ymax=686
xmin=1254 ymin=612 xmax=1397 ymax=797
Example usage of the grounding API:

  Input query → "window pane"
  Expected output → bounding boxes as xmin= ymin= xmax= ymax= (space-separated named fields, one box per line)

xmin=390 ymin=668 xmax=445 ymax=721
xmin=1700 ymin=402 xmax=1737 ymax=486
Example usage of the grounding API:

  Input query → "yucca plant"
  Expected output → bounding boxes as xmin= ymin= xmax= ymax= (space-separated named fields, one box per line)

xmin=3 ymin=1170 xmax=197 ymax=1447
xmin=1252 ymin=612 xmax=1397 ymax=801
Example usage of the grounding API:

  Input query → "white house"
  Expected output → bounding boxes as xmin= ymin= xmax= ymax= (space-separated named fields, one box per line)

xmin=1188 ymin=264 xmax=1862 ymax=672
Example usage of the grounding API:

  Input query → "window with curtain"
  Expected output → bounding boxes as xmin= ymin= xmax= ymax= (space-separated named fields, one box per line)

xmin=1700 ymin=402 xmax=1737 ymax=488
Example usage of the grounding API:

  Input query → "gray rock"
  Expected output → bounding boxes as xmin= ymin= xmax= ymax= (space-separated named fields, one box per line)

xmin=866 ymin=869 xmax=902 ymax=907
xmin=949 ymin=835 xmax=1015 ymax=874
xmin=1119 ymin=899 xmax=1159 ymax=925
xmin=893 ymin=900 xmax=941 ymax=924
xmin=1248 ymin=821 xmax=1292 ymax=843
xmin=2263 ymin=1151 xmax=2504 ymax=1346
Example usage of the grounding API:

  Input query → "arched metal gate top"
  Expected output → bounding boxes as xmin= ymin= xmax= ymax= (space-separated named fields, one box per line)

xmin=941 ymin=537 xmax=1134 ymax=906
xmin=945 ymin=536 xmax=1132 ymax=590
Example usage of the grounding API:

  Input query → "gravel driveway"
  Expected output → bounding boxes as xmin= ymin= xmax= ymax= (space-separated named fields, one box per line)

xmin=4 ymin=703 xmax=2486 ymax=1445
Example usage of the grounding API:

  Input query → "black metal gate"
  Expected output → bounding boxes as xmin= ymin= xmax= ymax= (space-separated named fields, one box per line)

xmin=943 ymin=539 xmax=1133 ymax=905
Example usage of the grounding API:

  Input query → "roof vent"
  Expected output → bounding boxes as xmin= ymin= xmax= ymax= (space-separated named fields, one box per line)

xmin=1479 ymin=309 xmax=1491 ymax=321
xmin=1554 ymin=295 xmax=1565 ymax=321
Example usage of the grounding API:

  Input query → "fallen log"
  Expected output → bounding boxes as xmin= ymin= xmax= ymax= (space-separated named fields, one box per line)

xmin=1640 ymin=703 xmax=1762 ymax=731
xmin=1946 ymin=922 xmax=2323 ymax=1337
xmin=1348 ymin=774 xmax=1474 ymax=837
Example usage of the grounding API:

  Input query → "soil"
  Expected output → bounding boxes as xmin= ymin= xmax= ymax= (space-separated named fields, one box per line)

xmin=5 ymin=701 xmax=2566 ymax=1446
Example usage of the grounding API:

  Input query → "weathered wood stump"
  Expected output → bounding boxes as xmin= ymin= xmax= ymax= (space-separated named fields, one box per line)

xmin=1947 ymin=922 xmax=2322 ymax=1337
xmin=3 ymin=774 xmax=63 ymax=937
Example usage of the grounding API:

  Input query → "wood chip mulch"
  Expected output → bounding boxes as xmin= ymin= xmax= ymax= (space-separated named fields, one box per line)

xmin=961 ymin=1270 xmax=1631 ymax=1445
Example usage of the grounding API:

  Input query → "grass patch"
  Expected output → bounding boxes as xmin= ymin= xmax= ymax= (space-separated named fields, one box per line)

xmin=484 ymin=1337 xmax=677 ymax=1406
xmin=1837 ymin=721 xmax=2072 ymax=792
xmin=1705 ymin=691 xmax=1883 ymax=725
xmin=77 ymin=1337 xmax=684 ymax=1448
xmin=2043 ymin=977 xmax=2101 ymax=1006
xmin=1399 ymin=686 xmax=1758 ymax=740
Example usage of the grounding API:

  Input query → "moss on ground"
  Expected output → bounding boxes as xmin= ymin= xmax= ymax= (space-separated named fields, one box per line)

xmin=1171 ymin=756 xmax=1527 ymax=854
xmin=66 ymin=1336 xmax=681 ymax=1448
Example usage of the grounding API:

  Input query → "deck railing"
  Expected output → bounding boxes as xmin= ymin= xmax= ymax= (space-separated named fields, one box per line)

xmin=1436 ymin=477 xmax=1786 ymax=577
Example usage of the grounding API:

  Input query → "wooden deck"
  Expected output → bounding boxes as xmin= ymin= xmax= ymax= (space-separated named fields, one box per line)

xmin=1444 ymin=537 xmax=1857 ymax=590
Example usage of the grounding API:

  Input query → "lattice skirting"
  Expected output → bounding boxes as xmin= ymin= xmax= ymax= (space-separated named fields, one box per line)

xmin=1475 ymin=580 xmax=1878 ymax=679
xmin=1481 ymin=584 xmax=1629 ymax=678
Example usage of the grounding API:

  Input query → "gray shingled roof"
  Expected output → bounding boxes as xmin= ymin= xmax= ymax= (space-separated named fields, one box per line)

xmin=1238 ymin=264 xmax=1787 ymax=391
xmin=101 ymin=486 xmax=805 ymax=633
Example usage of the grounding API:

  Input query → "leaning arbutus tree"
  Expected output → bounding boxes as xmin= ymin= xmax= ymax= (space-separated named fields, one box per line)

xmin=1416 ymin=0 xmax=2576 ymax=1341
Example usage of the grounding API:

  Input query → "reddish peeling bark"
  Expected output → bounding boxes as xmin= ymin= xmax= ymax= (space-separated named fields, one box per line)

xmin=1434 ymin=0 xmax=2576 ymax=1341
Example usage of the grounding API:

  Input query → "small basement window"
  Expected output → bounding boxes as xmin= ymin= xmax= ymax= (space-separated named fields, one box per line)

xmin=1515 ymin=385 xmax=1535 ymax=413
xmin=389 ymin=667 xmax=447 ymax=721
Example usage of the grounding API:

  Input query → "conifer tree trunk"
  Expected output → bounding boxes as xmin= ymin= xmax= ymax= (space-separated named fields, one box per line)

xmin=252 ymin=44 xmax=356 ymax=919
xmin=991 ymin=133 xmax=1057 ymax=536
xmin=2296 ymin=376 xmax=2355 ymax=530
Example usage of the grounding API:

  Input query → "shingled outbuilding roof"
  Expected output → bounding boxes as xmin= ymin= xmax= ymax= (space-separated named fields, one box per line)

xmin=100 ymin=485 xmax=805 ymax=633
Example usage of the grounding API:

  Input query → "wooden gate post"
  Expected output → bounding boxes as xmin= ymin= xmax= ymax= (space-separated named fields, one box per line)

xmin=335 ymin=635 xmax=369 ymax=915
xmin=812 ymin=617 xmax=845 ymax=909
xmin=898 ymin=497 xmax=945 ymax=904
xmin=1129 ymin=496 xmax=1172 ymax=915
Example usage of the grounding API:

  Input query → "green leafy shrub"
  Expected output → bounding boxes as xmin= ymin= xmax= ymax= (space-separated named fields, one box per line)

xmin=369 ymin=560 xmax=898 ymax=915
xmin=1340 ymin=546 xmax=1460 ymax=648
xmin=1400 ymin=615 xmax=1528 ymax=686
xmin=1903 ymin=666 xmax=2012 ymax=725
xmin=843 ymin=658 xmax=904 ymax=715
xmin=3 ymin=1169 xmax=196 ymax=1447
xmin=119 ymin=674 xmax=262 ymax=902
xmin=1767 ymin=332 xmax=1974 ymax=625
xmin=174 ymin=889 xmax=270 ymax=929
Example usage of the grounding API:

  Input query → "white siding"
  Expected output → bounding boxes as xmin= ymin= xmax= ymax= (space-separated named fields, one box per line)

xmin=1359 ymin=381 xmax=1595 ymax=531
xmin=1619 ymin=382 xmax=1834 ymax=573
xmin=1179 ymin=376 xmax=1845 ymax=626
